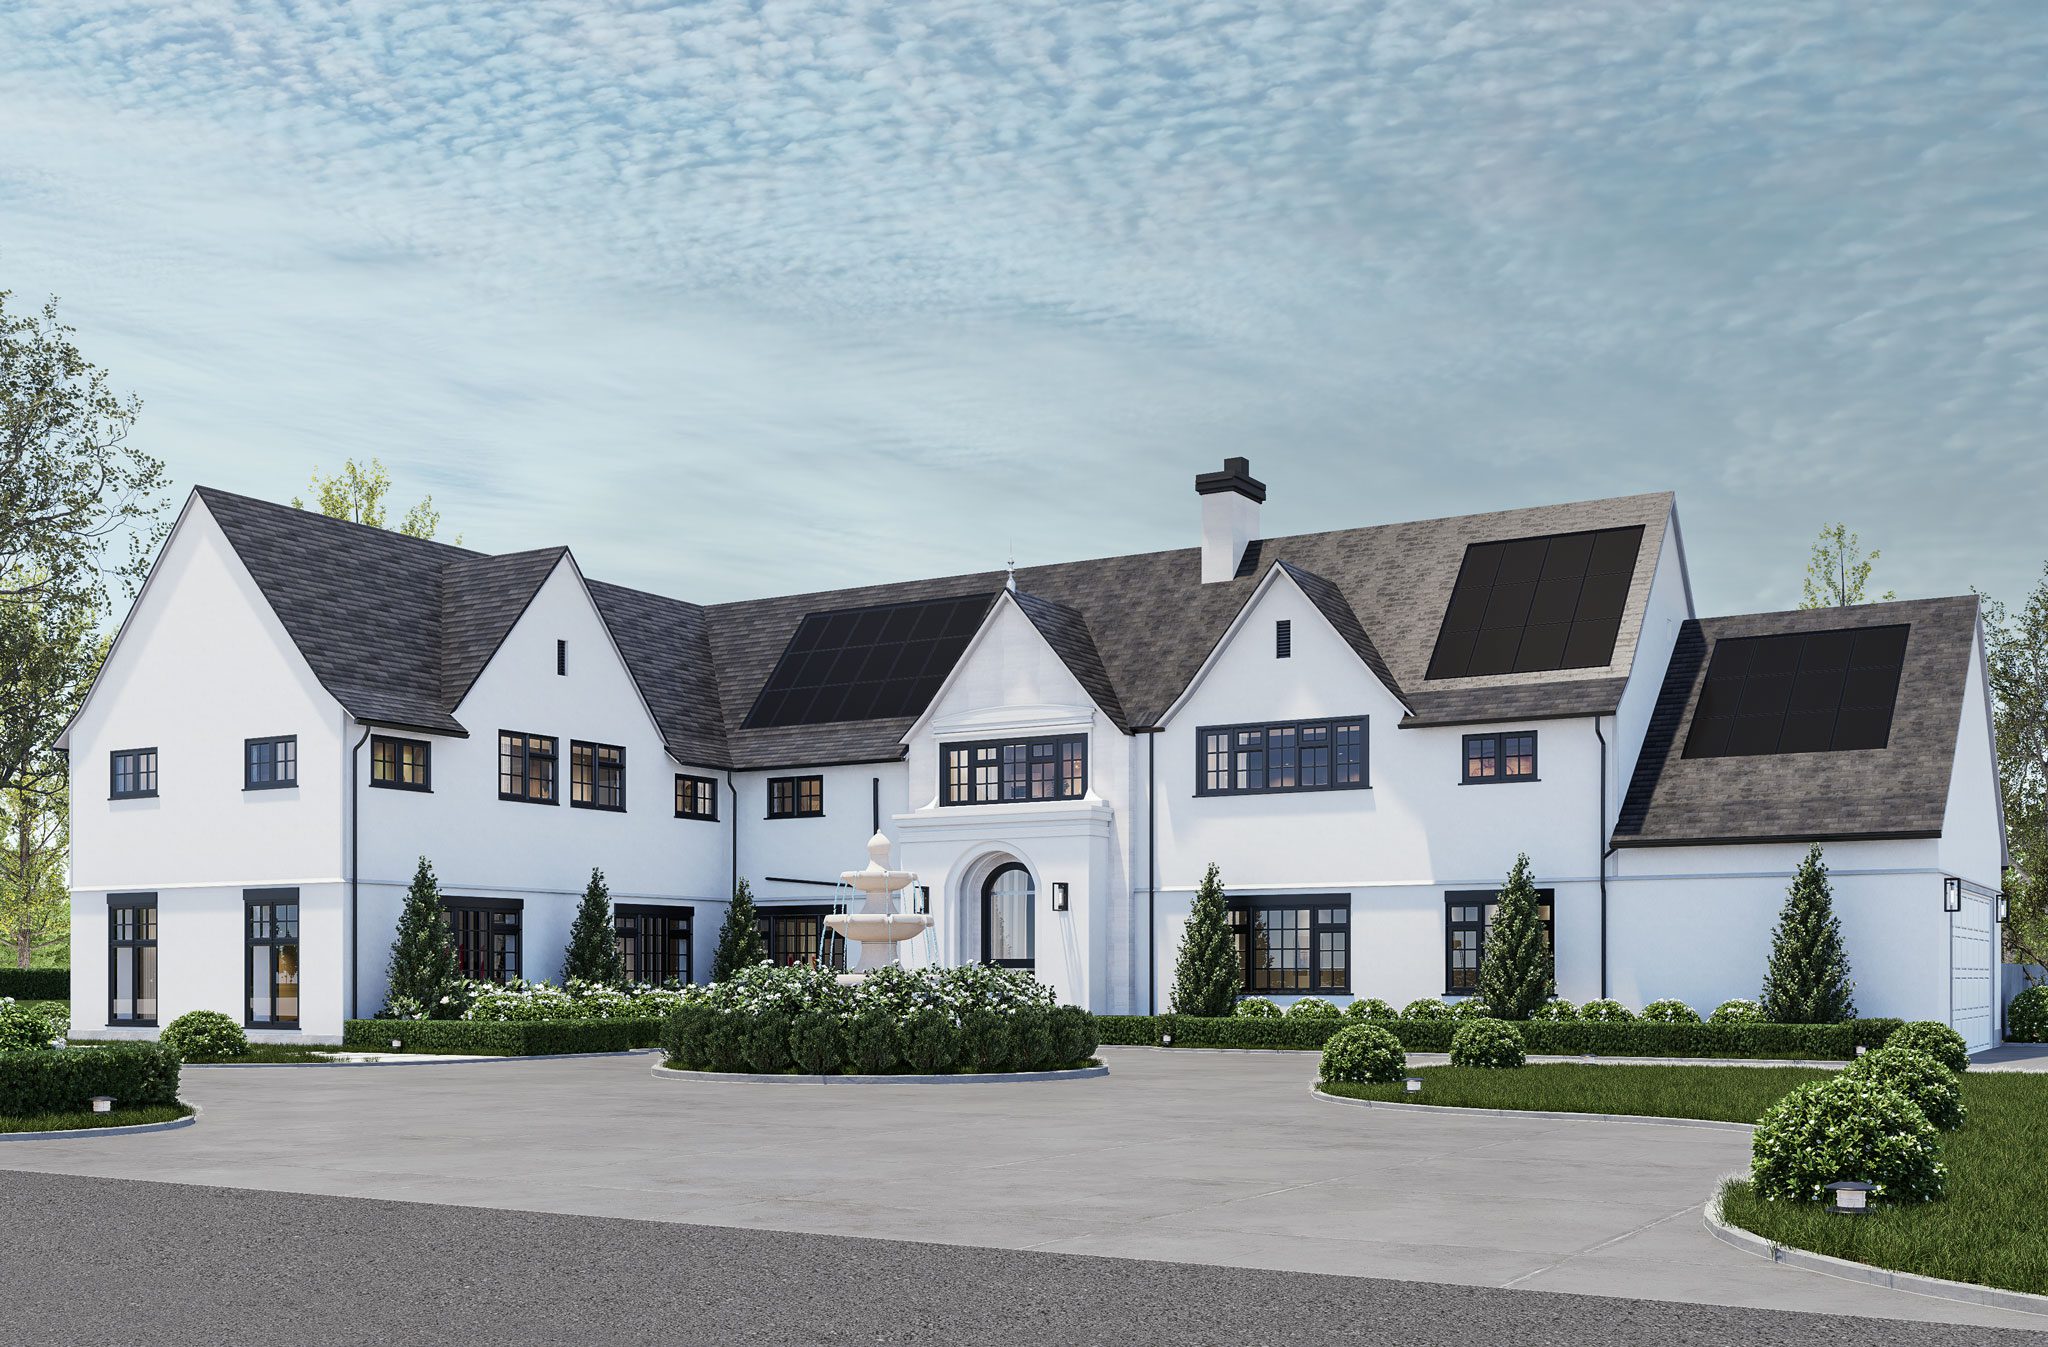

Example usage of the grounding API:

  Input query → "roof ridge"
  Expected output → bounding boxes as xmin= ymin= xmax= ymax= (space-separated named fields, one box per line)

xmin=194 ymin=484 xmax=486 ymax=559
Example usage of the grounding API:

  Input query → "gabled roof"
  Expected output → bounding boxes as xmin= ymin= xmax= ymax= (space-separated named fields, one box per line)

xmin=441 ymin=548 xmax=567 ymax=709
xmin=1275 ymin=561 xmax=1407 ymax=710
xmin=1007 ymin=590 xmax=1130 ymax=731
xmin=1613 ymin=596 xmax=1980 ymax=848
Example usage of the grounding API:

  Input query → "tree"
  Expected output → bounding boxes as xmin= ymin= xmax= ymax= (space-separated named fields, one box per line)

xmin=1759 ymin=845 xmax=1857 ymax=1022
xmin=563 ymin=867 xmax=625 ymax=984
xmin=1171 ymin=863 xmax=1240 ymax=1017
xmin=1801 ymin=524 xmax=1894 ymax=609
xmin=292 ymin=456 xmax=457 ymax=543
xmin=0 ymin=582 xmax=102 ymax=808
xmin=1982 ymin=571 xmax=2048 ymax=972
xmin=0 ymin=776 xmax=68 ymax=968
xmin=385 ymin=856 xmax=460 ymax=1017
xmin=711 ymin=878 xmax=766 ymax=981
xmin=1477 ymin=853 xmax=1554 ymax=1019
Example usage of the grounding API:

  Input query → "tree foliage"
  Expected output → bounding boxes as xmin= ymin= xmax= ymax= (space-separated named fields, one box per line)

xmin=0 ymin=777 xmax=69 ymax=968
xmin=711 ymin=878 xmax=766 ymax=981
xmin=1477 ymin=853 xmax=1555 ymax=1019
xmin=385 ymin=856 xmax=461 ymax=1017
xmin=1801 ymin=523 xmax=1894 ymax=609
xmin=1981 ymin=571 xmax=2048 ymax=971
xmin=1759 ymin=845 xmax=1857 ymax=1022
xmin=562 ymin=867 xmax=625 ymax=984
xmin=292 ymin=456 xmax=456 ymax=542
xmin=1171 ymin=862 xmax=1240 ymax=1017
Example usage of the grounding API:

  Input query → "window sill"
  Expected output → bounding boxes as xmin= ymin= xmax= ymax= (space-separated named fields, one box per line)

xmin=109 ymin=793 xmax=159 ymax=802
xmin=765 ymin=814 xmax=825 ymax=821
xmin=498 ymin=795 xmax=560 ymax=806
xmin=675 ymin=813 xmax=719 ymax=822
xmin=570 ymin=802 xmax=628 ymax=813
xmin=370 ymin=782 xmax=433 ymax=793
xmin=244 ymin=783 xmax=299 ymax=792
xmin=1192 ymin=785 xmax=1371 ymax=799
xmin=1459 ymin=778 xmax=1541 ymax=786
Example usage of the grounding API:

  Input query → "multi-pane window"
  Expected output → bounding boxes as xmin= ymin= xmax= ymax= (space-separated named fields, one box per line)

xmin=1198 ymin=718 xmax=1366 ymax=795
xmin=245 ymin=889 xmax=300 ymax=1028
xmin=615 ymin=905 xmax=692 ymax=985
xmin=107 ymin=894 xmax=158 ymax=1026
xmin=767 ymin=775 xmax=824 ymax=818
xmin=1445 ymin=889 xmax=1555 ymax=994
xmin=244 ymin=735 xmax=298 ymax=790
xmin=941 ymin=735 xmax=1088 ymax=806
xmin=110 ymin=748 xmax=158 ymax=799
xmin=1226 ymin=898 xmax=1350 ymax=994
xmin=570 ymin=741 xmax=626 ymax=811
xmin=759 ymin=907 xmax=848 ymax=971
xmin=675 ymin=774 xmax=718 ymax=821
xmin=370 ymin=735 xmax=431 ymax=791
xmin=498 ymin=731 xmax=558 ymax=804
xmin=1463 ymin=732 xmax=1538 ymax=784
xmin=445 ymin=899 xmax=521 ymax=983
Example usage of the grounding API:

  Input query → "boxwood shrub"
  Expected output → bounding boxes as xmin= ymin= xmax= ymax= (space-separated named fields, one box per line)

xmin=1400 ymin=999 xmax=1452 ymax=1022
xmin=1640 ymin=999 xmax=1700 ymax=1025
xmin=1843 ymin=1045 xmax=1965 ymax=1131
xmin=1 ymin=1043 xmax=181 ymax=1116
xmin=1095 ymin=1014 xmax=1165 ymax=1046
xmin=1449 ymin=1018 xmax=1524 ymax=1069
xmin=1344 ymin=998 xmax=1398 ymax=1023
xmin=0 ymin=998 xmax=68 ymax=1054
xmin=1709 ymin=998 xmax=1765 ymax=1026
xmin=1528 ymin=999 xmax=1578 ymax=1022
xmin=0 ymin=969 xmax=70 ymax=1002
xmin=159 ymin=1010 xmax=248 ymax=1062
xmin=1320 ymin=1024 xmax=1405 ymax=1084
xmin=2010 ymin=985 xmax=2048 ymax=1044
xmin=344 ymin=1018 xmax=662 ymax=1055
xmin=1085 ymin=1014 xmax=1881 ymax=1059
xmin=1886 ymin=1020 xmax=1969 ymax=1074
xmin=1285 ymin=997 xmax=1340 ymax=1020
xmin=1233 ymin=997 xmax=1280 ymax=1019
xmin=1750 ymin=1074 xmax=1946 ymax=1204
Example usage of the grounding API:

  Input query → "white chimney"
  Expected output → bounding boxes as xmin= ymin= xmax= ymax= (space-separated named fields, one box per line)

xmin=1196 ymin=457 xmax=1265 ymax=583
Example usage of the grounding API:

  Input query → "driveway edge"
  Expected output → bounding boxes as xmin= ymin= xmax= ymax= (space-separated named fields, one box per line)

xmin=651 ymin=1062 xmax=1109 ymax=1085
xmin=0 ymin=1101 xmax=200 ymax=1142
xmin=1310 ymin=1084 xmax=1757 ymax=1131
xmin=187 ymin=1048 xmax=663 ymax=1068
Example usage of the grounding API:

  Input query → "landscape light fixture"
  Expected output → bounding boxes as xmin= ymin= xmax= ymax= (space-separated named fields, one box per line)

xmin=1944 ymin=877 xmax=1963 ymax=913
xmin=90 ymin=1096 xmax=114 ymax=1114
xmin=1403 ymin=1077 xmax=1423 ymax=1096
xmin=1052 ymin=882 xmax=1070 ymax=912
xmin=1161 ymin=1032 xmax=1173 ymax=1046
xmin=390 ymin=1037 xmax=403 ymax=1051
xmin=1825 ymin=1180 xmax=1875 ymax=1216
xmin=1855 ymin=1045 xmax=1867 ymax=1057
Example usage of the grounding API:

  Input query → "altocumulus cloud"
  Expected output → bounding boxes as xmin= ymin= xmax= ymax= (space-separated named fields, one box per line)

xmin=0 ymin=0 xmax=2042 ymax=609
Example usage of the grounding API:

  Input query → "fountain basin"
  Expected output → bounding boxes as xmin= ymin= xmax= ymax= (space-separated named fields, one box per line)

xmin=825 ymin=912 xmax=934 ymax=944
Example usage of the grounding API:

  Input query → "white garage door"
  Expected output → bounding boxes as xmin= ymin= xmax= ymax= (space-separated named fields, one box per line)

xmin=1951 ymin=891 xmax=1994 ymax=1054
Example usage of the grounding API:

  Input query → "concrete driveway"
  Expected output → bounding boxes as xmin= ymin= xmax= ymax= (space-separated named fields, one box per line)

xmin=1 ymin=1046 xmax=2039 ymax=1330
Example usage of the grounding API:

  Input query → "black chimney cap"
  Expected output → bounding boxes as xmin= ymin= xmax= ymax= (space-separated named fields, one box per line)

xmin=1194 ymin=456 xmax=1266 ymax=503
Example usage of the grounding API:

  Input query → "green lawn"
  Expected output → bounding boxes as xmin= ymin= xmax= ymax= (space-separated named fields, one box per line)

xmin=0 ymin=1103 xmax=192 ymax=1134
xmin=1320 ymin=1063 xmax=1831 ymax=1122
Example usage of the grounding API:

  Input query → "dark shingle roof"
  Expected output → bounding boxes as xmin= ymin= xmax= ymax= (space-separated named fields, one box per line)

xmin=1613 ymin=597 xmax=1980 ymax=847
xmin=1276 ymin=561 xmax=1407 ymax=708
xmin=1010 ymin=590 xmax=1130 ymax=731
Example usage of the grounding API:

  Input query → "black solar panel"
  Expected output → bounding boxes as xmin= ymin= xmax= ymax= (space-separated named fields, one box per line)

xmin=1426 ymin=526 xmax=1644 ymax=679
xmin=1682 ymin=624 xmax=1909 ymax=759
xmin=743 ymin=593 xmax=996 ymax=729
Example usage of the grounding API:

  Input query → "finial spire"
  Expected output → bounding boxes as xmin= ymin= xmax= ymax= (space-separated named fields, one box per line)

xmin=1006 ymin=542 xmax=1017 ymax=592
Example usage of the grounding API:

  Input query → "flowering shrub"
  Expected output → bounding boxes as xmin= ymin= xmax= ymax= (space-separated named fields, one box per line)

xmin=159 ymin=1010 xmax=247 ymax=1062
xmin=461 ymin=978 xmax=694 ymax=1024
xmin=1234 ymin=997 xmax=1280 ymax=1019
xmin=2010 ymin=985 xmax=2048 ymax=1043
xmin=1709 ymin=998 xmax=1765 ymax=1026
xmin=1578 ymin=998 xmax=1636 ymax=1022
xmin=1343 ymin=998 xmax=1398 ymax=1023
xmin=1843 ymin=1045 xmax=1966 ymax=1131
xmin=0 ymin=998 xmax=67 ymax=1053
xmin=1319 ymin=1024 xmax=1405 ymax=1085
xmin=1886 ymin=1020 xmax=1969 ymax=1074
xmin=1449 ymin=1018 xmax=1525 ymax=1069
xmin=1751 ymin=1074 xmax=1946 ymax=1203
xmin=1448 ymin=998 xmax=1496 ymax=1021
xmin=1528 ymin=999 xmax=1578 ymax=1022
xmin=1400 ymin=998 xmax=1453 ymax=1022
xmin=1284 ymin=997 xmax=1340 ymax=1020
xmin=1640 ymin=999 xmax=1700 ymax=1025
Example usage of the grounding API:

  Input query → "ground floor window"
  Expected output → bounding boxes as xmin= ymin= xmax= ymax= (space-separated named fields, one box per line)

xmin=108 ymin=893 xmax=158 ymax=1026
xmin=445 ymin=898 xmax=522 ymax=983
xmin=1227 ymin=897 xmax=1350 ymax=994
xmin=246 ymin=889 xmax=300 ymax=1028
xmin=616 ymin=904 xmax=692 ymax=985
xmin=759 ymin=906 xmax=848 ymax=971
xmin=982 ymin=863 xmax=1035 ymax=968
xmin=1444 ymin=889 xmax=1554 ymax=994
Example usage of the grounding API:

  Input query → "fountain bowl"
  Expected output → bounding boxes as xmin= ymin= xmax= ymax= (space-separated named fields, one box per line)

xmin=826 ymin=912 xmax=934 ymax=944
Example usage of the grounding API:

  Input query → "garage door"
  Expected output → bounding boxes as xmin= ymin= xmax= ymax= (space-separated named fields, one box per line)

xmin=1951 ymin=890 xmax=1994 ymax=1054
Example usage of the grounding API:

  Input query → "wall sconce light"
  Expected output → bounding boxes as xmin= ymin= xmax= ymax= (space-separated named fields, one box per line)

xmin=1943 ymin=877 xmax=1962 ymax=913
xmin=1052 ymin=882 xmax=1070 ymax=912
xmin=913 ymin=885 xmax=930 ymax=914
xmin=90 ymin=1095 xmax=115 ymax=1115
xmin=1999 ymin=895 xmax=2009 ymax=923
xmin=1825 ymin=1180 xmax=1875 ymax=1216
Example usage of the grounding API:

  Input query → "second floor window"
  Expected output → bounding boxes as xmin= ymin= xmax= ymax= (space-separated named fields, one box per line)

xmin=570 ymin=741 xmax=626 ymax=811
xmin=110 ymin=748 xmax=159 ymax=799
xmin=675 ymin=774 xmax=718 ymax=821
xmin=768 ymin=775 xmax=823 ymax=818
xmin=1198 ymin=717 xmax=1367 ymax=796
xmin=1464 ymin=731 xmax=1538 ymax=783
xmin=941 ymin=734 xmax=1087 ymax=806
xmin=498 ymin=731 xmax=558 ymax=804
xmin=245 ymin=736 xmax=298 ymax=790
xmin=371 ymin=735 xmax=431 ymax=791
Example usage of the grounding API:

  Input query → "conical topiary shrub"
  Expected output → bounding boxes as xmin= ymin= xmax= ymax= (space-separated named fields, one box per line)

xmin=1477 ymin=853 xmax=1554 ymax=1020
xmin=386 ymin=856 xmax=460 ymax=1018
xmin=562 ymin=867 xmax=625 ymax=985
xmin=1171 ymin=863 xmax=1239 ymax=1017
xmin=711 ymin=878 xmax=768 ymax=981
xmin=1759 ymin=845 xmax=1856 ymax=1023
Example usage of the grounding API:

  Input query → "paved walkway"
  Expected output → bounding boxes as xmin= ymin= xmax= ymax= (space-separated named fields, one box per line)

xmin=1975 ymin=1043 xmax=2048 ymax=1072
xmin=0 ymin=1047 xmax=2040 ymax=1331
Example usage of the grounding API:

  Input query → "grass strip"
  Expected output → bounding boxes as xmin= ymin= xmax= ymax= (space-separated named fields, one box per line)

xmin=0 ymin=1103 xmax=193 ymax=1134
xmin=1319 ymin=1063 xmax=1830 ymax=1123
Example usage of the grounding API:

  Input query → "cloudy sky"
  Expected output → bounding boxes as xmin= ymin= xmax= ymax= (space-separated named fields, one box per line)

xmin=3 ymin=1 xmax=2042 ymax=614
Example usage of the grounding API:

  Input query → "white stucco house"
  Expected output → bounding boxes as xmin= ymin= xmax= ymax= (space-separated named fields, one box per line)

xmin=61 ymin=459 xmax=2007 ymax=1048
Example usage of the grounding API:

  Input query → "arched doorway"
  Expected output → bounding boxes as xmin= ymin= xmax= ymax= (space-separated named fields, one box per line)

xmin=981 ymin=862 xmax=1035 ymax=968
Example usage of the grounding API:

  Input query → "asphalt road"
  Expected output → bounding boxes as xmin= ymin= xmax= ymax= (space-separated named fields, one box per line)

xmin=2 ymin=1169 xmax=2040 ymax=1347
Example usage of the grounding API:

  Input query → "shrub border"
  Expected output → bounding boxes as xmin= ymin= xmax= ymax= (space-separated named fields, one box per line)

xmin=0 ymin=1102 xmax=198 ymax=1143
xmin=1310 ymin=1083 xmax=1755 ymax=1132
xmin=1099 ymin=1014 xmax=1893 ymax=1059
xmin=651 ymin=1061 xmax=1107 ymax=1085
xmin=341 ymin=1018 xmax=663 ymax=1055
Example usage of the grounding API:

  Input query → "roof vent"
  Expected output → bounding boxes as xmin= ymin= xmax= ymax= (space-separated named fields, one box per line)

xmin=1195 ymin=457 xmax=1265 ymax=583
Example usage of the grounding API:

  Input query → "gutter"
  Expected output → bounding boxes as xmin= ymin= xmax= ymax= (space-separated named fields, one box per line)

xmin=348 ymin=723 xmax=371 ymax=1019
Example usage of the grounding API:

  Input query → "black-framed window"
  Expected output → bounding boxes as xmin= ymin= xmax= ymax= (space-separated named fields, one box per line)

xmin=616 ymin=904 xmax=692 ymax=985
xmin=570 ymin=741 xmax=626 ymax=811
xmin=1276 ymin=620 xmax=1292 ymax=658
xmin=246 ymin=888 xmax=300 ymax=1029
xmin=110 ymin=747 xmax=158 ymax=799
xmin=675 ymin=774 xmax=718 ymax=821
xmin=759 ymin=906 xmax=848 ymax=971
xmin=1226 ymin=897 xmax=1349 ymax=994
xmin=768 ymin=775 xmax=823 ymax=818
xmin=445 ymin=897 xmax=521 ymax=983
xmin=244 ymin=735 xmax=298 ymax=790
xmin=1198 ymin=717 xmax=1367 ymax=795
xmin=1463 ymin=731 xmax=1538 ymax=784
xmin=107 ymin=893 xmax=158 ymax=1026
xmin=498 ymin=731 xmax=558 ymax=804
xmin=1445 ymin=888 xmax=1554 ymax=995
xmin=941 ymin=734 xmax=1087 ymax=806
xmin=370 ymin=735 xmax=432 ymax=791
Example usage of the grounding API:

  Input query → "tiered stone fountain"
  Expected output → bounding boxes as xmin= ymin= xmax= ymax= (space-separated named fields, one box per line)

xmin=824 ymin=832 xmax=934 ymax=985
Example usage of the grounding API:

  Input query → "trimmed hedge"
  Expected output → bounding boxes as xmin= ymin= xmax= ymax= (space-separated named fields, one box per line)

xmin=1088 ymin=1014 xmax=1899 ymax=1059
xmin=343 ymin=1018 xmax=662 ymax=1055
xmin=1096 ymin=1014 xmax=1167 ymax=1046
xmin=0 ymin=969 xmax=69 ymax=1001
xmin=1 ymin=1043 xmax=181 ymax=1116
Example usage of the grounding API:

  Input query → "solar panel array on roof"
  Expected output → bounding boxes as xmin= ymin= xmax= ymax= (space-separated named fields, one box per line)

xmin=743 ymin=593 xmax=995 ymax=729
xmin=1426 ymin=526 xmax=1644 ymax=680
xmin=1682 ymin=624 xmax=1908 ymax=759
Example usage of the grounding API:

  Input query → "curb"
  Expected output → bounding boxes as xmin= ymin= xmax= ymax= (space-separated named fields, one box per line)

xmin=1309 ymin=1084 xmax=1757 ymax=1131
xmin=0 ymin=1101 xmax=200 ymax=1142
xmin=188 ymin=1048 xmax=664 ymax=1069
xmin=1703 ymin=1179 xmax=2048 ymax=1319
xmin=651 ymin=1061 xmax=1109 ymax=1085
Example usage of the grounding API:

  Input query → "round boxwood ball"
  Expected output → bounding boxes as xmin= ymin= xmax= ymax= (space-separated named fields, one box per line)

xmin=1344 ymin=998 xmax=1398 ymax=1023
xmin=1886 ymin=1020 xmax=1970 ymax=1074
xmin=1448 ymin=998 xmax=1496 ymax=1021
xmin=1528 ymin=999 xmax=1579 ymax=1022
xmin=1640 ymin=999 xmax=1700 ymax=1025
xmin=1400 ymin=998 xmax=1453 ymax=1022
xmin=1708 ymin=998 xmax=1766 ymax=1026
xmin=1320 ymin=1024 xmax=1406 ymax=1085
xmin=1449 ymin=1018 xmax=1524 ymax=1069
xmin=1844 ymin=1045 xmax=1966 ymax=1131
xmin=1578 ymin=998 xmax=1637 ymax=1023
xmin=1285 ymin=996 xmax=1340 ymax=1021
xmin=1751 ymin=1074 xmax=1946 ymax=1203
xmin=2009 ymin=985 xmax=2048 ymax=1044
xmin=160 ymin=1009 xmax=248 ymax=1062
xmin=1234 ymin=997 xmax=1281 ymax=1019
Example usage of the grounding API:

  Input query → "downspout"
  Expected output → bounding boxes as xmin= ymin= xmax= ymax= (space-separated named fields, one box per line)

xmin=1594 ymin=715 xmax=1609 ymax=1001
xmin=725 ymin=771 xmax=739 ymax=898
xmin=349 ymin=723 xmax=371 ymax=1020
xmin=1147 ymin=727 xmax=1159 ymax=1016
